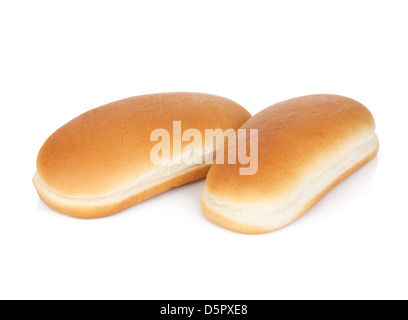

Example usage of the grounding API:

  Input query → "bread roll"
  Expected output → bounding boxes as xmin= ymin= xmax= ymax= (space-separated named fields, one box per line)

xmin=33 ymin=92 xmax=251 ymax=218
xmin=201 ymin=94 xmax=379 ymax=234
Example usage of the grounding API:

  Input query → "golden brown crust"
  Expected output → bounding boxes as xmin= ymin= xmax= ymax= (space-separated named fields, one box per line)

xmin=34 ymin=92 xmax=251 ymax=218
xmin=37 ymin=92 xmax=251 ymax=197
xmin=201 ymin=148 xmax=378 ymax=234
xmin=202 ymin=94 xmax=378 ymax=233
xmin=206 ymin=94 xmax=376 ymax=202
xmin=35 ymin=165 xmax=210 ymax=219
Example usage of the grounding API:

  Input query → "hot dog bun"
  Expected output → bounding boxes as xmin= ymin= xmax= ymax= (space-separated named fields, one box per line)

xmin=201 ymin=94 xmax=379 ymax=234
xmin=34 ymin=92 xmax=251 ymax=218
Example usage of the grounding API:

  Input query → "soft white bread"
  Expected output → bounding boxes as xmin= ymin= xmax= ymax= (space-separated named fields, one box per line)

xmin=33 ymin=92 xmax=251 ymax=218
xmin=201 ymin=94 xmax=379 ymax=234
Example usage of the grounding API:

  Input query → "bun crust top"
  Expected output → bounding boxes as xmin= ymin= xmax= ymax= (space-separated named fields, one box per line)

xmin=37 ymin=92 xmax=251 ymax=197
xmin=206 ymin=94 xmax=376 ymax=203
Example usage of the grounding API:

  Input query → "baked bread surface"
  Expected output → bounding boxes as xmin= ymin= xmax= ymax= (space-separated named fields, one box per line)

xmin=34 ymin=92 xmax=251 ymax=218
xmin=201 ymin=94 xmax=379 ymax=233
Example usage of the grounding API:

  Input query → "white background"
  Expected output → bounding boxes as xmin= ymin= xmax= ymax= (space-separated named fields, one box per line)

xmin=0 ymin=0 xmax=407 ymax=300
